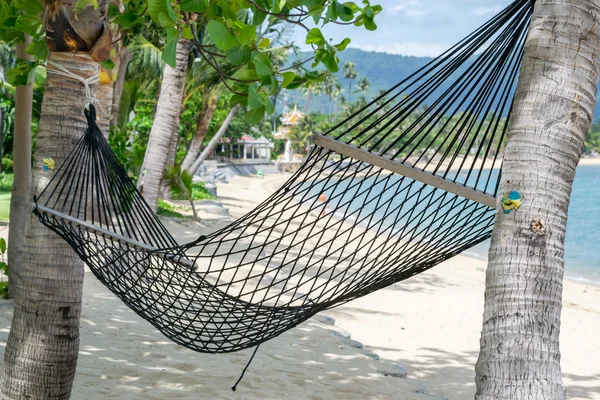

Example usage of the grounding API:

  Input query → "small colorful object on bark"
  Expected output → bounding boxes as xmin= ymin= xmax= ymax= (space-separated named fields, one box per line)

xmin=501 ymin=190 xmax=522 ymax=214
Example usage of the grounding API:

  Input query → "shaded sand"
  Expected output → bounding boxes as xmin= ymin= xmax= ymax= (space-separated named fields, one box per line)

xmin=0 ymin=273 xmax=438 ymax=400
xmin=0 ymin=177 xmax=439 ymax=399
xmin=214 ymin=173 xmax=600 ymax=400
xmin=0 ymin=173 xmax=598 ymax=399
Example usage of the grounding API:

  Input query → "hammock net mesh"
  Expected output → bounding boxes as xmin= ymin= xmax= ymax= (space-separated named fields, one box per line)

xmin=34 ymin=0 xmax=533 ymax=353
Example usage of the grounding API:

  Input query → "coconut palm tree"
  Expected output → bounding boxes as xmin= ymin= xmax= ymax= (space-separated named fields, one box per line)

xmin=181 ymin=87 xmax=220 ymax=171
xmin=0 ymin=1 xmax=111 ymax=398
xmin=354 ymin=76 xmax=370 ymax=101
xmin=343 ymin=61 xmax=358 ymax=103
xmin=137 ymin=36 xmax=190 ymax=211
xmin=475 ymin=1 xmax=600 ymax=398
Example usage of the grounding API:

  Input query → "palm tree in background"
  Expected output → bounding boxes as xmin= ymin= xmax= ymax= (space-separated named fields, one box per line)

xmin=355 ymin=76 xmax=370 ymax=101
xmin=343 ymin=62 xmax=358 ymax=103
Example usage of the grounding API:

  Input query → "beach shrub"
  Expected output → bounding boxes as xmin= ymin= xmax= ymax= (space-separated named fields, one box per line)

xmin=157 ymin=200 xmax=187 ymax=219
xmin=1 ymin=158 xmax=13 ymax=173
xmin=0 ymin=173 xmax=13 ymax=192
xmin=190 ymin=183 xmax=215 ymax=201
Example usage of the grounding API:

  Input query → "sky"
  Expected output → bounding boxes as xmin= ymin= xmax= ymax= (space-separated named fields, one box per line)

xmin=291 ymin=0 xmax=515 ymax=57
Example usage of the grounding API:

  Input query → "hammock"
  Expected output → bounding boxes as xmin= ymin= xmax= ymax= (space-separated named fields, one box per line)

xmin=33 ymin=0 xmax=533 ymax=354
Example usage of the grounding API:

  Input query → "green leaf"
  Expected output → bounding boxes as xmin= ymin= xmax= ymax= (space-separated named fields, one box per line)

xmin=252 ymin=52 xmax=272 ymax=79
xmin=326 ymin=2 xmax=338 ymax=22
xmin=305 ymin=28 xmax=326 ymax=47
xmin=180 ymin=0 xmax=209 ymax=13
xmin=257 ymin=38 xmax=270 ymax=49
xmin=265 ymin=97 xmax=274 ymax=114
xmin=157 ymin=12 xmax=175 ymax=28
xmin=268 ymin=73 xmax=279 ymax=95
xmin=25 ymin=38 xmax=47 ymax=60
xmin=231 ymin=66 xmax=259 ymax=81
xmin=14 ymin=13 xmax=40 ymax=36
xmin=363 ymin=15 xmax=377 ymax=31
xmin=161 ymin=28 xmax=180 ymax=68
xmin=117 ymin=11 xmax=141 ymax=28
xmin=285 ymin=76 xmax=306 ymax=90
xmin=335 ymin=38 xmax=351 ymax=51
xmin=251 ymin=6 xmax=267 ymax=25
xmin=6 ymin=62 xmax=37 ymax=86
xmin=100 ymin=59 xmax=115 ymax=70
xmin=245 ymin=106 xmax=265 ymax=124
xmin=148 ymin=0 xmax=177 ymax=28
xmin=234 ymin=24 xmax=256 ymax=46
xmin=181 ymin=25 xmax=193 ymax=40
xmin=226 ymin=46 xmax=251 ymax=65
xmin=248 ymin=83 xmax=264 ymax=109
xmin=19 ymin=0 xmax=44 ymax=14
xmin=0 ymin=238 xmax=6 ymax=254
xmin=281 ymin=71 xmax=295 ymax=88
xmin=337 ymin=2 xmax=355 ymax=21
xmin=207 ymin=20 xmax=239 ymax=51
xmin=230 ymin=94 xmax=248 ymax=107
xmin=343 ymin=1 xmax=359 ymax=12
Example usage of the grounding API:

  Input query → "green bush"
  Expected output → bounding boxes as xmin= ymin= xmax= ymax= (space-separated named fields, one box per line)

xmin=0 ymin=173 xmax=13 ymax=192
xmin=191 ymin=183 xmax=215 ymax=201
xmin=2 ymin=158 xmax=13 ymax=173
xmin=157 ymin=200 xmax=186 ymax=218
xmin=0 ymin=237 xmax=8 ymax=299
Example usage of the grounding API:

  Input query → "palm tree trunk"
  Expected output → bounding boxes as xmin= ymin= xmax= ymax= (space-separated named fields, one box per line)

xmin=137 ymin=37 xmax=190 ymax=210
xmin=475 ymin=1 xmax=600 ymax=399
xmin=6 ymin=35 xmax=33 ymax=299
xmin=96 ymin=67 xmax=114 ymax=136
xmin=189 ymin=104 xmax=240 ymax=175
xmin=0 ymin=52 xmax=98 ymax=400
xmin=181 ymin=91 xmax=218 ymax=171
xmin=110 ymin=46 xmax=132 ymax=129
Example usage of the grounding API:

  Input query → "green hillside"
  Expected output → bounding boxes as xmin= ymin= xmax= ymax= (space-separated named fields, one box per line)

xmin=284 ymin=48 xmax=600 ymax=119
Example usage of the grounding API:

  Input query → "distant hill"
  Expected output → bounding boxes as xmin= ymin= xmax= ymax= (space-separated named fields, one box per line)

xmin=284 ymin=48 xmax=600 ymax=119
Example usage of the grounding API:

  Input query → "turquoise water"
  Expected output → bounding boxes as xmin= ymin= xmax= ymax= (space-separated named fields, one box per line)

xmin=466 ymin=165 xmax=600 ymax=284
xmin=303 ymin=164 xmax=600 ymax=284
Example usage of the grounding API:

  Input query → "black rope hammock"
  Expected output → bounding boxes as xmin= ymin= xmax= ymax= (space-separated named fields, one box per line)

xmin=34 ymin=0 xmax=533 ymax=356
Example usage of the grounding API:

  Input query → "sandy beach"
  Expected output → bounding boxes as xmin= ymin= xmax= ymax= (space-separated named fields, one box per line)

xmin=579 ymin=157 xmax=600 ymax=166
xmin=0 ymin=172 xmax=599 ymax=399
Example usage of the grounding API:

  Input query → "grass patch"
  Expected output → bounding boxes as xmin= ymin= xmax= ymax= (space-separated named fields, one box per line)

xmin=0 ymin=193 xmax=10 ymax=221
xmin=0 ymin=174 xmax=13 ymax=192
xmin=191 ymin=182 xmax=215 ymax=201
xmin=157 ymin=200 xmax=187 ymax=219
xmin=171 ymin=182 xmax=215 ymax=201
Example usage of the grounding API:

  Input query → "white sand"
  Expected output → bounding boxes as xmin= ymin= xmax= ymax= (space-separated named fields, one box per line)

xmin=0 ymin=173 xmax=598 ymax=399
xmin=579 ymin=157 xmax=600 ymax=166
xmin=215 ymin=174 xmax=600 ymax=400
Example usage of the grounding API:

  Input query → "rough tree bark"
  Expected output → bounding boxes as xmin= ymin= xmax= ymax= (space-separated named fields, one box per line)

xmin=110 ymin=46 xmax=132 ymax=129
xmin=96 ymin=66 xmax=114 ymax=136
xmin=475 ymin=1 xmax=600 ymax=399
xmin=181 ymin=90 xmax=218 ymax=171
xmin=6 ymin=35 xmax=33 ymax=299
xmin=137 ymin=36 xmax=190 ymax=210
xmin=0 ymin=52 xmax=99 ymax=400
xmin=1 ymin=0 xmax=110 ymax=397
xmin=189 ymin=103 xmax=240 ymax=175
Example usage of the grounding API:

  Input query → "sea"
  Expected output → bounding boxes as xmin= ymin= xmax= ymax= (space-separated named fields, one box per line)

xmin=465 ymin=165 xmax=600 ymax=285
xmin=302 ymin=164 xmax=600 ymax=285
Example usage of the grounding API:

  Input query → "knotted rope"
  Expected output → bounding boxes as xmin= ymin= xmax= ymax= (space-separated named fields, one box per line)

xmin=46 ymin=60 xmax=111 ymax=117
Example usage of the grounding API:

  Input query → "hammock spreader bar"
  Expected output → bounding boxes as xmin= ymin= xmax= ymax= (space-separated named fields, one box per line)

xmin=34 ymin=204 xmax=197 ymax=268
xmin=32 ymin=0 xmax=533 ymax=355
xmin=313 ymin=134 xmax=497 ymax=208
